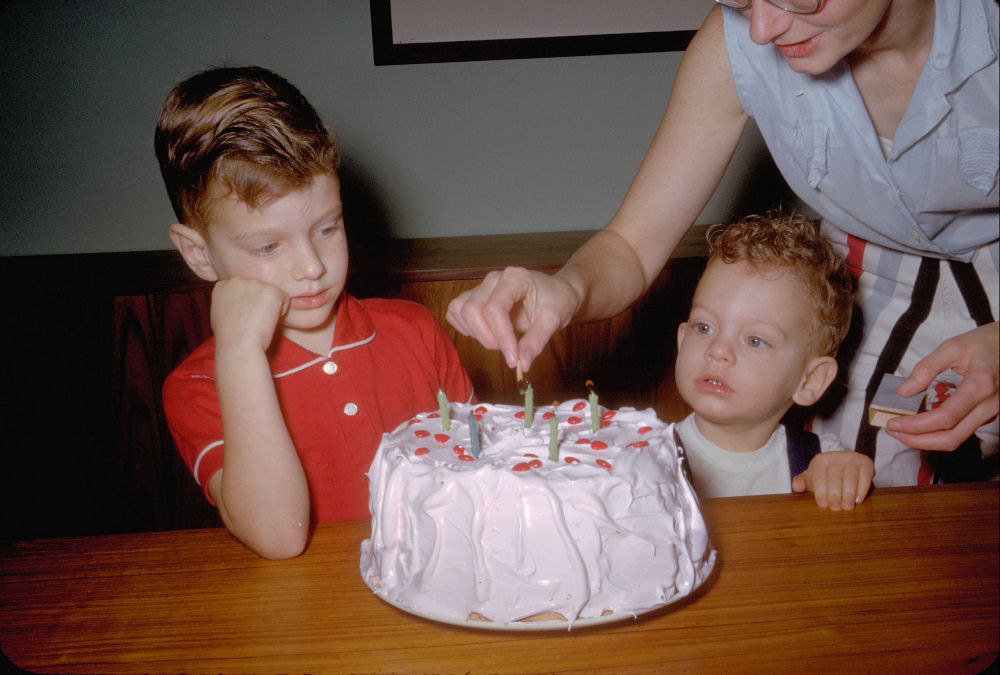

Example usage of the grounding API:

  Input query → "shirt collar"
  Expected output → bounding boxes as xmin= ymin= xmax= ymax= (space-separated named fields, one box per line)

xmin=893 ymin=0 xmax=996 ymax=157
xmin=269 ymin=293 xmax=375 ymax=377
xmin=930 ymin=0 xmax=997 ymax=84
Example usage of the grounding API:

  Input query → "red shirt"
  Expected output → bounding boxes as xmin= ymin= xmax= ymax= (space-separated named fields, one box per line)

xmin=163 ymin=294 xmax=474 ymax=521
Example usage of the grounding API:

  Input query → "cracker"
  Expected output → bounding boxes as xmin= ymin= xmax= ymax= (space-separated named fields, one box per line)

xmin=869 ymin=374 xmax=927 ymax=427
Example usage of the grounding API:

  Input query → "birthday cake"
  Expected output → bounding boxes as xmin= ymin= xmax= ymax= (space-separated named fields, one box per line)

xmin=360 ymin=399 xmax=716 ymax=628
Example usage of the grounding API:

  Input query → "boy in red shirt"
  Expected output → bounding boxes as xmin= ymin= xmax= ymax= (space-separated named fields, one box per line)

xmin=156 ymin=66 xmax=474 ymax=559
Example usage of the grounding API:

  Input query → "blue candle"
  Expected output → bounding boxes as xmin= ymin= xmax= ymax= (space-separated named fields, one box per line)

xmin=524 ymin=383 xmax=534 ymax=428
xmin=437 ymin=389 xmax=450 ymax=431
xmin=468 ymin=413 xmax=481 ymax=459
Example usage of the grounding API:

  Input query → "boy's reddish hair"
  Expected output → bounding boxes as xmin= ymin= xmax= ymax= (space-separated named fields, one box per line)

xmin=155 ymin=66 xmax=339 ymax=228
xmin=706 ymin=211 xmax=855 ymax=356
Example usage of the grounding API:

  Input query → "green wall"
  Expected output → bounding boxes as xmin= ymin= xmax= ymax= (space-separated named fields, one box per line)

xmin=0 ymin=0 xmax=801 ymax=256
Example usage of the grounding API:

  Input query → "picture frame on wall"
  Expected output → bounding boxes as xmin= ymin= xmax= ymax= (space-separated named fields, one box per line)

xmin=370 ymin=0 xmax=706 ymax=65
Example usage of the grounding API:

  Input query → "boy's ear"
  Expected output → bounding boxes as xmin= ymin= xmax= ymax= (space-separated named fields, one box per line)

xmin=677 ymin=322 xmax=688 ymax=350
xmin=168 ymin=223 xmax=220 ymax=283
xmin=792 ymin=355 xmax=838 ymax=408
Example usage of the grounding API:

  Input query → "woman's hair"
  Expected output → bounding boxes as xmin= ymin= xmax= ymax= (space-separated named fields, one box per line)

xmin=705 ymin=211 xmax=855 ymax=356
xmin=154 ymin=66 xmax=339 ymax=228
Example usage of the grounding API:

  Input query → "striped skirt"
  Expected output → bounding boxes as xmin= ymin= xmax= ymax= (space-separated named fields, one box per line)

xmin=813 ymin=223 xmax=999 ymax=487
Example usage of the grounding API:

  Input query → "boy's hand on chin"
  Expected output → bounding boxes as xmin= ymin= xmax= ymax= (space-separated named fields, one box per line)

xmin=792 ymin=451 xmax=875 ymax=511
xmin=211 ymin=277 xmax=290 ymax=353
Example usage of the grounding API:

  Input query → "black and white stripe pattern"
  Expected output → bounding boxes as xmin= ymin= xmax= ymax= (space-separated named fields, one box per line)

xmin=814 ymin=223 xmax=998 ymax=486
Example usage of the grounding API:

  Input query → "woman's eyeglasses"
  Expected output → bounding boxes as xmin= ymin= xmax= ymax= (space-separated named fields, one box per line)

xmin=715 ymin=0 xmax=826 ymax=15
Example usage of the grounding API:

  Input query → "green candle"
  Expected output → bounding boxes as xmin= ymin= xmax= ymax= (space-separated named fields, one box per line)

xmin=524 ymin=383 xmax=534 ymax=428
xmin=548 ymin=412 xmax=559 ymax=462
xmin=437 ymin=389 xmax=450 ymax=431
xmin=587 ymin=380 xmax=599 ymax=434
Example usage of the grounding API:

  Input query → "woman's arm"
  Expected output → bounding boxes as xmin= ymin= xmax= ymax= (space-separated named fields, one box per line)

xmin=447 ymin=7 xmax=749 ymax=371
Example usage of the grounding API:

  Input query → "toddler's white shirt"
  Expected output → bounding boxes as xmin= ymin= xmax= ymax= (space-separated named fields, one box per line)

xmin=677 ymin=413 xmax=845 ymax=499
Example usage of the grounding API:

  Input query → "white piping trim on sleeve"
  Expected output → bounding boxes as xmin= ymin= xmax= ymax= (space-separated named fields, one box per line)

xmin=192 ymin=440 xmax=224 ymax=486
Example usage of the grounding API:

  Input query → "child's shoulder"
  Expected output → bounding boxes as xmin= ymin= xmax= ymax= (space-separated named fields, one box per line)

xmin=163 ymin=337 xmax=217 ymax=405
xmin=167 ymin=337 xmax=217 ymax=380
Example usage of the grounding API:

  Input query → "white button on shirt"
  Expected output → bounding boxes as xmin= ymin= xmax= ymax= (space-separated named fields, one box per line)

xmin=343 ymin=402 xmax=358 ymax=416
xmin=322 ymin=361 xmax=338 ymax=375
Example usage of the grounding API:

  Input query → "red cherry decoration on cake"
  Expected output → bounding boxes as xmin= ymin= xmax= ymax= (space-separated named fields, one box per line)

xmin=414 ymin=430 xmax=430 ymax=439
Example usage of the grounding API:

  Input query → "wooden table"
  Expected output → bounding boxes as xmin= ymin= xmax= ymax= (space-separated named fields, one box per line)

xmin=2 ymin=483 xmax=997 ymax=674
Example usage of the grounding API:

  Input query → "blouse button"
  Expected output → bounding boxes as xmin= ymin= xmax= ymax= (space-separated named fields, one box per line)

xmin=322 ymin=361 xmax=338 ymax=375
xmin=344 ymin=402 xmax=358 ymax=416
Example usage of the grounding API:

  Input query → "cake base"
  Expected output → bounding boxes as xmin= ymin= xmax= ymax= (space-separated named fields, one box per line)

xmin=361 ymin=548 xmax=716 ymax=632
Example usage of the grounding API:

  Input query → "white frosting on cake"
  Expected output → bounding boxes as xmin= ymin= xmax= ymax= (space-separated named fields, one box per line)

xmin=360 ymin=399 xmax=716 ymax=628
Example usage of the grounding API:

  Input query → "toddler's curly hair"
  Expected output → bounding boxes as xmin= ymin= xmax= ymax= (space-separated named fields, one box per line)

xmin=706 ymin=211 xmax=855 ymax=356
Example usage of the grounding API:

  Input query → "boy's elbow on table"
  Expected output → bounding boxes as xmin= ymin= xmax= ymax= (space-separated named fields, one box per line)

xmin=211 ymin=475 xmax=310 ymax=559
xmin=250 ymin=529 xmax=309 ymax=560
xmin=227 ymin=516 xmax=310 ymax=560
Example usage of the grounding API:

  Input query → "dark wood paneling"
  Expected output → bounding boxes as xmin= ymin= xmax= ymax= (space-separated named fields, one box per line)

xmin=0 ymin=233 xmax=703 ymax=539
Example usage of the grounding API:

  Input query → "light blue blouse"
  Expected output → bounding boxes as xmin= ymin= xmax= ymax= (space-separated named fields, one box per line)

xmin=723 ymin=0 xmax=999 ymax=261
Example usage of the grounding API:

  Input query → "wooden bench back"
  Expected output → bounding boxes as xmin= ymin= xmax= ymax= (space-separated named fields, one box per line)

xmin=0 ymin=232 xmax=703 ymax=538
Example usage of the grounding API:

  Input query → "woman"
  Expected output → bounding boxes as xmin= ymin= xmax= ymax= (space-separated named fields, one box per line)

xmin=447 ymin=0 xmax=999 ymax=486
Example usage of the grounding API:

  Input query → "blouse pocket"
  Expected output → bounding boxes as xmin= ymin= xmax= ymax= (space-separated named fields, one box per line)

xmin=958 ymin=128 xmax=999 ymax=195
xmin=776 ymin=120 xmax=828 ymax=189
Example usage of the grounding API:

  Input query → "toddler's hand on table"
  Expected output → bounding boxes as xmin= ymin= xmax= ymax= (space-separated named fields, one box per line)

xmin=887 ymin=322 xmax=999 ymax=451
xmin=210 ymin=277 xmax=290 ymax=353
xmin=446 ymin=266 xmax=581 ymax=372
xmin=792 ymin=451 xmax=875 ymax=511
